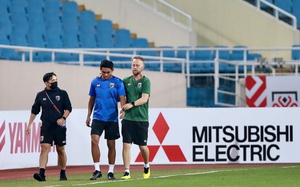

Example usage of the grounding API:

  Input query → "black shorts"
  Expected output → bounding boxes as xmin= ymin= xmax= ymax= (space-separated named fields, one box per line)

xmin=91 ymin=120 xmax=120 ymax=140
xmin=121 ymin=119 xmax=149 ymax=146
xmin=40 ymin=127 xmax=67 ymax=147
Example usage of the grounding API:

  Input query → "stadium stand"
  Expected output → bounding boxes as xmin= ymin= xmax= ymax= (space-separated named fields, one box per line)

xmin=0 ymin=0 xmax=291 ymax=108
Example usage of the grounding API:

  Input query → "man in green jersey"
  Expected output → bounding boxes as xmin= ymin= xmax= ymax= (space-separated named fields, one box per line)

xmin=121 ymin=56 xmax=151 ymax=179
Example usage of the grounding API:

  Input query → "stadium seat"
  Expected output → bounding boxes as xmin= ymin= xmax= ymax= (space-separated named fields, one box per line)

xmin=230 ymin=45 xmax=248 ymax=60
xmin=61 ymin=32 xmax=80 ymax=61
xmin=11 ymin=11 xmax=29 ymax=32
xmin=193 ymin=46 xmax=213 ymax=60
xmin=96 ymin=19 xmax=114 ymax=49
xmin=10 ymin=0 xmax=27 ymax=14
xmin=62 ymin=5 xmax=79 ymax=35
xmin=0 ymin=10 xmax=12 ymax=35
xmin=10 ymin=29 xmax=29 ymax=60
xmin=248 ymin=53 xmax=262 ymax=61
xmin=11 ymin=29 xmax=28 ymax=46
xmin=61 ymin=1 xmax=79 ymax=17
xmin=158 ymin=46 xmax=181 ymax=73
xmin=292 ymin=0 xmax=300 ymax=12
xmin=213 ymin=45 xmax=230 ymax=60
xmin=27 ymin=0 xmax=44 ymax=15
xmin=96 ymin=19 xmax=114 ymax=37
xmin=132 ymin=38 xmax=156 ymax=56
xmin=28 ymin=11 xmax=46 ymax=34
xmin=191 ymin=46 xmax=214 ymax=73
xmin=213 ymin=45 xmax=234 ymax=73
xmin=79 ymin=33 xmax=98 ymax=61
xmin=144 ymin=62 xmax=160 ymax=71
xmin=113 ymin=29 xmax=132 ymax=61
xmin=114 ymin=29 xmax=131 ymax=48
xmin=0 ymin=0 xmax=10 ymax=13
xmin=44 ymin=0 xmax=61 ymax=17
xmin=189 ymin=63 xmax=206 ymax=73
xmin=27 ymin=31 xmax=48 ymax=62
xmin=291 ymin=44 xmax=300 ymax=60
xmin=45 ymin=15 xmax=63 ymax=34
xmin=159 ymin=46 xmax=175 ymax=57
xmin=176 ymin=46 xmax=193 ymax=60
xmin=44 ymin=30 xmax=63 ymax=61
xmin=79 ymin=10 xmax=96 ymax=33
xmin=97 ymin=34 xmax=114 ymax=48
xmin=0 ymin=33 xmax=14 ymax=60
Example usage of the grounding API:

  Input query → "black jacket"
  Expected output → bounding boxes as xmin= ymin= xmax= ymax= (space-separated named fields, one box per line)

xmin=31 ymin=87 xmax=72 ymax=129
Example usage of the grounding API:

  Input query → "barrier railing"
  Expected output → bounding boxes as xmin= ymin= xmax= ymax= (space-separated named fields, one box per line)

xmin=1 ymin=44 xmax=300 ymax=106
xmin=255 ymin=0 xmax=297 ymax=29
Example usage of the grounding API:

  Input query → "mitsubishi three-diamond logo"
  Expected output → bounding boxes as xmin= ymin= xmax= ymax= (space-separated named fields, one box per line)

xmin=135 ymin=112 xmax=187 ymax=162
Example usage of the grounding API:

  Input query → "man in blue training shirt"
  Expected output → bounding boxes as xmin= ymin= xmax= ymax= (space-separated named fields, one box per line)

xmin=86 ymin=60 xmax=126 ymax=180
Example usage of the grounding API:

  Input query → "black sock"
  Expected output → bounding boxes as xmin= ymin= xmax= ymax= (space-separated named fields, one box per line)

xmin=39 ymin=168 xmax=45 ymax=176
xmin=60 ymin=169 xmax=66 ymax=175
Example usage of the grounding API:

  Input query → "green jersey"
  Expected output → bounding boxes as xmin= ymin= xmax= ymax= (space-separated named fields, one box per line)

xmin=123 ymin=75 xmax=151 ymax=122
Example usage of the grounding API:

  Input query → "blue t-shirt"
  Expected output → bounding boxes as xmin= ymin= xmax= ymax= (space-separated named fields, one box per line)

xmin=89 ymin=76 xmax=125 ymax=122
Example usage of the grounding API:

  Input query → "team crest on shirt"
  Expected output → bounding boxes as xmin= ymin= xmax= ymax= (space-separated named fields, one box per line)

xmin=110 ymin=83 xmax=115 ymax=88
xmin=56 ymin=95 xmax=60 ymax=101
xmin=96 ymin=84 xmax=100 ymax=87
xmin=137 ymin=83 xmax=142 ymax=88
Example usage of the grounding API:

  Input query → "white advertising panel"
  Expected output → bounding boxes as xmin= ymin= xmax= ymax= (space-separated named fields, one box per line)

xmin=1 ymin=108 xmax=300 ymax=170
xmin=246 ymin=76 xmax=300 ymax=107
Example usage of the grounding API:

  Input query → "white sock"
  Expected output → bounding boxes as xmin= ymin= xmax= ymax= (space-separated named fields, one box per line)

xmin=125 ymin=168 xmax=130 ymax=173
xmin=108 ymin=164 xmax=114 ymax=173
xmin=94 ymin=162 xmax=100 ymax=171
xmin=144 ymin=163 xmax=150 ymax=168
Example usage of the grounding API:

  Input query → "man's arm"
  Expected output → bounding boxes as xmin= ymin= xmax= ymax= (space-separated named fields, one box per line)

xmin=86 ymin=96 xmax=95 ymax=127
xmin=26 ymin=113 xmax=36 ymax=135
xmin=122 ymin=93 xmax=149 ymax=111
xmin=119 ymin=95 xmax=126 ymax=119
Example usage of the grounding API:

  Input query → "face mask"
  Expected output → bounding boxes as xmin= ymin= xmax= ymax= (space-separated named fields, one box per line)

xmin=50 ymin=82 xmax=58 ymax=89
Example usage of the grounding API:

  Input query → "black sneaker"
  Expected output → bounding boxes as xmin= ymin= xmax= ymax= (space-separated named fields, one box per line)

xmin=33 ymin=173 xmax=46 ymax=182
xmin=60 ymin=174 xmax=67 ymax=181
xmin=90 ymin=170 xmax=102 ymax=180
xmin=121 ymin=172 xmax=131 ymax=180
xmin=107 ymin=172 xmax=115 ymax=180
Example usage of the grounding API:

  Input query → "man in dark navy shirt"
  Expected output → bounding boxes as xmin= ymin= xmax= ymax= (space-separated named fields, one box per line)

xmin=26 ymin=72 xmax=72 ymax=182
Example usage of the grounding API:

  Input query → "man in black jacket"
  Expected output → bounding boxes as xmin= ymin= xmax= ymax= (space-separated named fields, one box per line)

xmin=26 ymin=72 xmax=72 ymax=182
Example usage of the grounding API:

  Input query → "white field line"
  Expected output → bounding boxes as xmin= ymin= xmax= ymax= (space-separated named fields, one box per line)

xmin=73 ymin=170 xmax=219 ymax=186
xmin=43 ymin=166 xmax=299 ymax=187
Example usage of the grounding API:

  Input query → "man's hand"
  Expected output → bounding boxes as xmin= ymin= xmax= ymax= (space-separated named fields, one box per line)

xmin=122 ymin=103 xmax=134 ymax=111
xmin=119 ymin=110 xmax=125 ymax=119
xmin=86 ymin=116 xmax=91 ymax=127
xmin=25 ymin=126 xmax=31 ymax=135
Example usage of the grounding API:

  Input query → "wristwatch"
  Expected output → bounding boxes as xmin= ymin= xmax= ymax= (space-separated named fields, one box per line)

xmin=131 ymin=101 xmax=135 ymax=106
xmin=62 ymin=116 xmax=66 ymax=120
